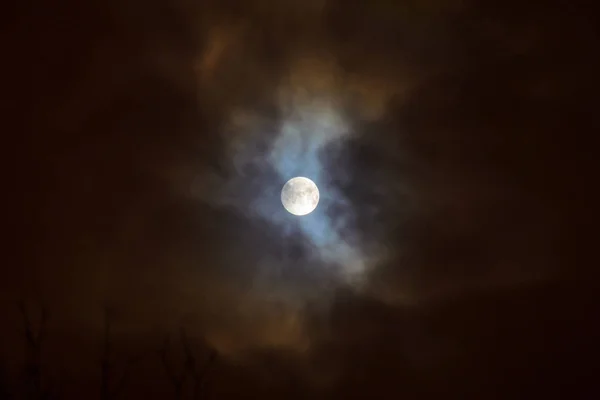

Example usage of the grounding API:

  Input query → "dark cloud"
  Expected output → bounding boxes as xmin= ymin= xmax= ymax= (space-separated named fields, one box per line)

xmin=3 ymin=0 xmax=598 ymax=398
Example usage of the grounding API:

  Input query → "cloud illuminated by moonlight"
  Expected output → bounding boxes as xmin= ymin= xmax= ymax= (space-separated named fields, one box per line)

xmin=192 ymin=55 xmax=388 ymax=287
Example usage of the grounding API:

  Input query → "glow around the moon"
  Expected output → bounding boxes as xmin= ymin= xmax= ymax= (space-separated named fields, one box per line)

xmin=281 ymin=177 xmax=319 ymax=216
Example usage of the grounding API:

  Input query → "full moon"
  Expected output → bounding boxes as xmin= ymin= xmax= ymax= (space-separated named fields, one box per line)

xmin=281 ymin=177 xmax=319 ymax=216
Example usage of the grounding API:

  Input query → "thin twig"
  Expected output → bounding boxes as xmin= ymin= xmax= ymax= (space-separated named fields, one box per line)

xmin=159 ymin=334 xmax=186 ymax=399
xmin=17 ymin=301 xmax=50 ymax=399
xmin=100 ymin=308 xmax=142 ymax=400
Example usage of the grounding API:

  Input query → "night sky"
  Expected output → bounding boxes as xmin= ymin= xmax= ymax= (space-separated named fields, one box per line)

xmin=3 ymin=0 xmax=599 ymax=398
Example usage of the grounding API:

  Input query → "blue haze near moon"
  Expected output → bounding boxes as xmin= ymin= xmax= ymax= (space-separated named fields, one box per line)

xmin=196 ymin=95 xmax=375 ymax=281
xmin=250 ymin=101 xmax=369 ymax=279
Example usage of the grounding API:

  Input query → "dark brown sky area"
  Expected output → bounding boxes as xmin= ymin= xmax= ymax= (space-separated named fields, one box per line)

xmin=3 ymin=0 xmax=599 ymax=398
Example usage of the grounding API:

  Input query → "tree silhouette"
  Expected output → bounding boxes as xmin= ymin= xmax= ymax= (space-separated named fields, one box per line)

xmin=0 ymin=357 xmax=12 ymax=400
xmin=10 ymin=302 xmax=220 ymax=399
xmin=17 ymin=301 xmax=57 ymax=400
xmin=99 ymin=308 xmax=144 ymax=400
xmin=182 ymin=331 xmax=216 ymax=400
xmin=158 ymin=328 xmax=217 ymax=400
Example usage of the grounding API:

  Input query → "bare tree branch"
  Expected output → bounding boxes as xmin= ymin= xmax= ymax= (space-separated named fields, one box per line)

xmin=99 ymin=307 xmax=143 ymax=400
xmin=191 ymin=347 xmax=217 ymax=400
xmin=17 ymin=301 xmax=51 ymax=400
xmin=180 ymin=329 xmax=196 ymax=374
xmin=157 ymin=327 xmax=218 ymax=399
xmin=158 ymin=334 xmax=186 ymax=400
xmin=0 ymin=357 xmax=12 ymax=400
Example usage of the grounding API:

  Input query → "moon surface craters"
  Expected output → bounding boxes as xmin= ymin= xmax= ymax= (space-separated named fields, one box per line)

xmin=281 ymin=177 xmax=319 ymax=216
